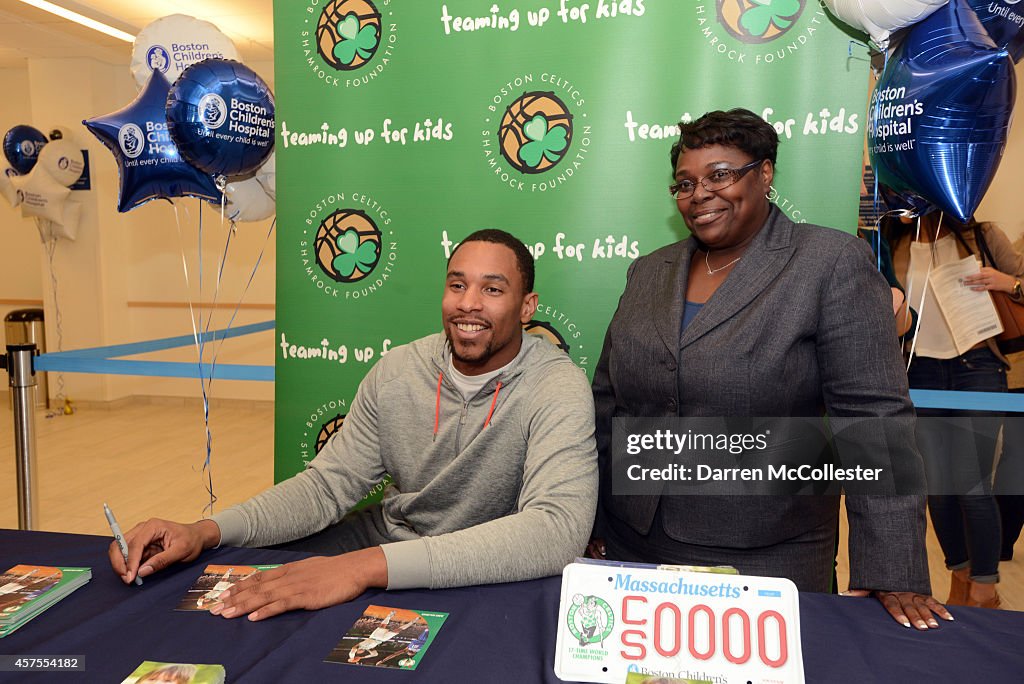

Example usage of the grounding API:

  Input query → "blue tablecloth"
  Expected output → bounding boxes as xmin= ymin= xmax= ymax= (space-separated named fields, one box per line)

xmin=1 ymin=529 xmax=1023 ymax=683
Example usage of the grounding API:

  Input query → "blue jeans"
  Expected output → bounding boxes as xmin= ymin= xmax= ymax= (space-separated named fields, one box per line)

xmin=909 ymin=348 xmax=1005 ymax=582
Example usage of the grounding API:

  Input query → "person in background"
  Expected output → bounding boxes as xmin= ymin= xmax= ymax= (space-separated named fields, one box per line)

xmin=884 ymin=212 xmax=1024 ymax=609
xmin=997 ymin=236 xmax=1024 ymax=562
xmin=590 ymin=108 xmax=947 ymax=630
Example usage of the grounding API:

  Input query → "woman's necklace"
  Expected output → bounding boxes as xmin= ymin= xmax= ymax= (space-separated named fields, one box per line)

xmin=705 ymin=249 xmax=741 ymax=275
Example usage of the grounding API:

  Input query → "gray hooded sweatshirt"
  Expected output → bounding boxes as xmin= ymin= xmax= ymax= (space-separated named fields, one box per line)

xmin=213 ymin=332 xmax=598 ymax=589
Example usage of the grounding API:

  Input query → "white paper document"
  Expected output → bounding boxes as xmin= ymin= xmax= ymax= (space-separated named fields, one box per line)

xmin=928 ymin=256 xmax=1003 ymax=355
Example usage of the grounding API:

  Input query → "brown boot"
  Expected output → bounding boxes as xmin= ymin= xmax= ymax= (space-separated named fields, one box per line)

xmin=965 ymin=584 xmax=1001 ymax=609
xmin=946 ymin=571 xmax=970 ymax=606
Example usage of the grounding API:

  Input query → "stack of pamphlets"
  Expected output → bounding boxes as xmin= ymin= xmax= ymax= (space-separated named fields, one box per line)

xmin=0 ymin=564 xmax=91 ymax=637
xmin=120 ymin=661 xmax=225 ymax=684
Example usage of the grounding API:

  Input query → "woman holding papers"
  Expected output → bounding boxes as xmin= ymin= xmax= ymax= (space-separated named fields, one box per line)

xmin=885 ymin=213 xmax=1024 ymax=609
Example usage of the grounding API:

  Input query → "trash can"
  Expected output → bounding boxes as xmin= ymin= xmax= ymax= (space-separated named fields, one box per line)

xmin=4 ymin=308 xmax=48 ymax=408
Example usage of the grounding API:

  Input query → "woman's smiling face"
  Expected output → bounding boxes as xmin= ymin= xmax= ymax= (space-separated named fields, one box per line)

xmin=674 ymin=143 xmax=773 ymax=250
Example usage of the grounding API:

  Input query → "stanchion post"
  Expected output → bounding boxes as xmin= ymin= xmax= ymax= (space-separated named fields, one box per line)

xmin=6 ymin=343 xmax=39 ymax=530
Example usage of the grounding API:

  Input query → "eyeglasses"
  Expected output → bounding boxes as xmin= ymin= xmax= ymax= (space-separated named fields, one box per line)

xmin=669 ymin=159 xmax=765 ymax=200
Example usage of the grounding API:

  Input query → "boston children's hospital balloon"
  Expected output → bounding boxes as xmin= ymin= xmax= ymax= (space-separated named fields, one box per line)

xmin=3 ymin=125 xmax=48 ymax=175
xmin=130 ymin=13 xmax=240 ymax=89
xmin=823 ymin=0 xmax=947 ymax=49
xmin=166 ymin=58 xmax=275 ymax=180
xmin=84 ymin=70 xmax=222 ymax=212
xmin=868 ymin=0 xmax=1015 ymax=223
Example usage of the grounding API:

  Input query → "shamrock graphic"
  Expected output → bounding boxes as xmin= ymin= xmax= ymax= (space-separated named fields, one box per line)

xmin=333 ymin=13 xmax=379 ymax=65
xmin=332 ymin=228 xmax=379 ymax=278
xmin=740 ymin=0 xmax=801 ymax=37
xmin=518 ymin=115 xmax=569 ymax=169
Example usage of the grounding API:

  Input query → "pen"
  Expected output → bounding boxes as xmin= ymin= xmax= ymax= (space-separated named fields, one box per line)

xmin=104 ymin=503 xmax=143 ymax=586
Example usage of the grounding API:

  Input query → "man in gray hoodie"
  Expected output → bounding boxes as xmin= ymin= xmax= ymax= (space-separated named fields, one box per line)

xmin=109 ymin=229 xmax=598 ymax=621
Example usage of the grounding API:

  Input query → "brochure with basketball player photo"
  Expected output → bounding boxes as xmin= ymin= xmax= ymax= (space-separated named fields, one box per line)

xmin=0 ymin=565 xmax=66 ymax=620
xmin=0 ymin=564 xmax=91 ymax=637
xmin=325 ymin=605 xmax=449 ymax=670
xmin=175 ymin=564 xmax=280 ymax=612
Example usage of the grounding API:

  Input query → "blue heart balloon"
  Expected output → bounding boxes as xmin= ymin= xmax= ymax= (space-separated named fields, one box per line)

xmin=3 ymin=125 xmax=48 ymax=175
xmin=969 ymin=0 xmax=1024 ymax=62
xmin=868 ymin=0 xmax=1016 ymax=223
xmin=166 ymin=58 xmax=275 ymax=179
xmin=84 ymin=70 xmax=221 ymax=212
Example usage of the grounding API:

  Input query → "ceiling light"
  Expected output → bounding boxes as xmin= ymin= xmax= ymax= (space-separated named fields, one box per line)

xmin=16 ymin=0 xmax=136 ymax=42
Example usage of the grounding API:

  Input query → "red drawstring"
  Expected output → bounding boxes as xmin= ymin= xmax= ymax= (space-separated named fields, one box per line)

xmin=434 ymin=372 xmax=444 ymax=440
xmin=484 ymin=381 xmax=502 ymax=428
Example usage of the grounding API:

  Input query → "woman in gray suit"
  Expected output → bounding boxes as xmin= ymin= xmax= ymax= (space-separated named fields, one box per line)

xmin=590 ymin=109 xmax=950 ymax=630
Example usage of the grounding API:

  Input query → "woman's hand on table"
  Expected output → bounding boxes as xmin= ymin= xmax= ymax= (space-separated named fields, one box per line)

xmin=842 ymin=588 xmax=953 ymax=629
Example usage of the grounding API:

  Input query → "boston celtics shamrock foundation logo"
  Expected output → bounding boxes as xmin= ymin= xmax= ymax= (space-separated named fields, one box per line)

xmin=482 ymin=74 xmax=592 ymax=192
xmin=298 ymin=399 xmax=349 ymax=466
xmin=693 ymin=1 xmax=823 ymax=66
xmin=566 ymin=594 xmax=614 ymax=647
xmin=315 ymin=413 xmax=347 ymax=452
xmin=317 ymin=0 xmax=382 ymax=70
xmin=523 ymin=320 xmax=570 ymax=354
xmin=719 ymin=0 xmax=804 ymax=43
xmin=315 ymin=209 xmax=382 ymax=284
xmin=523 ymin=301 xmax=592 ymax=369
xmin=499 ymin=92 xmax=574 ymax=174
xmin=297 ymin=191 xmax=398 ymax=300
xmin=299 ymin=0 xmax=398 ymax=88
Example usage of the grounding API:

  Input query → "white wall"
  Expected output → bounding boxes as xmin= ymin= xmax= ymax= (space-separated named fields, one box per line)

xmin=0 ymin=58 xmax=276 ymax=403
xmin=977 ymin=58 xmax=1024 ymax=244
xmin=0 ymin=67 xmax=45 ymax=333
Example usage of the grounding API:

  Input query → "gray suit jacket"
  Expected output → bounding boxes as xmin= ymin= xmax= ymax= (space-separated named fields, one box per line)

xmin=593 ymin=207 xmax=930 ymax=593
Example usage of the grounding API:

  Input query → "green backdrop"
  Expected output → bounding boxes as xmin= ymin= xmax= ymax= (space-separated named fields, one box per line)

xmin=273 ymin=0 xmax=869 ymax=483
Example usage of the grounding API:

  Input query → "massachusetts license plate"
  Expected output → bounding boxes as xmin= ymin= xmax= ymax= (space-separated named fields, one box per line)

xmin=553 ymin=561 xmax=804 ymax=684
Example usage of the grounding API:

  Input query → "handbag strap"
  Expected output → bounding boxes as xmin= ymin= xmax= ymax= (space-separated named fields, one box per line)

xmin=975 ymin=226 xmax=1001 ymax=271
xmin=947 ymin=222 xmax=1000 ymax=270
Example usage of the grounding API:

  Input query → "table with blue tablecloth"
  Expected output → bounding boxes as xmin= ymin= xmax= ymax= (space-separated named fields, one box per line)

xmin=2 ymin=529 xmax=1023 ymax=683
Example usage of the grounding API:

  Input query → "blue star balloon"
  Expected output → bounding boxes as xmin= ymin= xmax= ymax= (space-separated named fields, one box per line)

xmin=868 ymin=0 xmax=1016 ymax=223
xmin=969 ymin=0 xmax=1024 ymax=62
xmin=166 ymin=58 xmax=275 ymax=180
xmin=3 ymin=125 xmax=48 ymax=174
xmin=83 ymin=70 xmax=221 ymax=212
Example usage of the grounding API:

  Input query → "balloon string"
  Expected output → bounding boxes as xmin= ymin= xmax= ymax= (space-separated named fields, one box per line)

xmin=41 ymin=228 xmax=70 ymax=418
xmin=203 ymin=190 xmax=234 ymax=372
xmin=196 ymin=200 xmax=216 ymax=517
xmin=203 ymin=211 xmax=235 ymax=342
xmin=210 ymin=217 xmax=276 ymax=379
xmin=171 ymin=201 xmax=217 ymax=516
xmin=905 ymin=212 xmax=943 ymax=372
xmin=872 ymin=209 xmax=918 ymax=343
